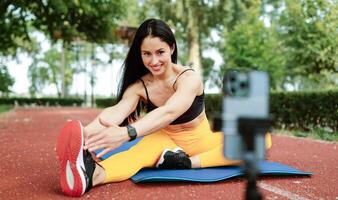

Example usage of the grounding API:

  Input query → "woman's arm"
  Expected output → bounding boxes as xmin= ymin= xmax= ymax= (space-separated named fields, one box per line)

xmin=84 ymin=83 xmax=141 ymax=137
xmin=84 ymin=73 xmax=203 ymax=157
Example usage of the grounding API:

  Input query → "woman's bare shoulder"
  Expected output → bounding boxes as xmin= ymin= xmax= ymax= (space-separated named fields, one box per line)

xmin=174 ymin=67 xmax=203 ymax=93
xmin=123 ymin=79 xmax=147 ymax=98
xmin=177 ymin=67 xmax=202 ymax=83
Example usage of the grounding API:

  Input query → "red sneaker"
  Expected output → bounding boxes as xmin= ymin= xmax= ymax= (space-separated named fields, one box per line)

xmin=56 ymin=120 xmax=95 ymax=197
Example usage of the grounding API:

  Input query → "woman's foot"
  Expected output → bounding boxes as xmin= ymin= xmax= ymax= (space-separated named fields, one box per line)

xmin=156 ymin=147 xmax=192 ymax=169
xmin=56 ymin=120 xmax=96 ymax=197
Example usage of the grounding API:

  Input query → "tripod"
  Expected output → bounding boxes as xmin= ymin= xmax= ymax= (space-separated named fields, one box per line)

xmin=243 ymin=153 xmax=262 ymax=200
xmin=238 ymin=118 xmax=272 ymax=200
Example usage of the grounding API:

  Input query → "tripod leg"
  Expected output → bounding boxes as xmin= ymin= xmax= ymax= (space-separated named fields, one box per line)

xmin=245 ymin=175 xmax=262 ymax=200
xmin=244 ymin=156 xmax=262 ymax=200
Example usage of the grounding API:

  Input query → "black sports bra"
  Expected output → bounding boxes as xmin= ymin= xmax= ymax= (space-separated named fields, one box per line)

xmin=139 ymin=69 xmax=205 ymax=125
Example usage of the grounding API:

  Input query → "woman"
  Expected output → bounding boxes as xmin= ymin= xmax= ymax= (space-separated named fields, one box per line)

xmin=56 ymin=18 xmax=272 ymax=197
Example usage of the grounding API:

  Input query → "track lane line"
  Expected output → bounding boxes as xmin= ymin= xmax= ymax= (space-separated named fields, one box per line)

xmin=259 ymin=182 xmax=310 ymax=200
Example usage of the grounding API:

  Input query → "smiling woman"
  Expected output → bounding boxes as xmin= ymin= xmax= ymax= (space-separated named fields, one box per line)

xmin=56 ymin=18 xmax=272 ymax=197
xmin=140 ymin=37 xmax=175 ymax=74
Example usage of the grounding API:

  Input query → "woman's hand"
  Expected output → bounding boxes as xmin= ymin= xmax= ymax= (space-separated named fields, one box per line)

xmin=84 ymin=118 xmax=129 ymax=158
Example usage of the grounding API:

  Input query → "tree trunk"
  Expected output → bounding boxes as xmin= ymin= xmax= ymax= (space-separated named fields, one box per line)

xmin=90 ymin=43 xmax=95 ymax=107
xmin=53 ymin=73 xmax=61 ymax=98
xmin=187 ymin=31 xmax=202 ymax=75
xmin=187 ymin=3 xmax=202 ymax=75
xmin=60 ymin=43 xmax=66 ymax=98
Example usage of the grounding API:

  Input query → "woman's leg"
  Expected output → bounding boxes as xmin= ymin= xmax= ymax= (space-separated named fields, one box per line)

xmin=97 ymin=131 xmax=178 ymax=184
xmin=163 ymin=118 xmax=237 ymax=168
xmin=186 ymin=131 xmax=240 ymax=168
xmin=190 ymin=132 xmax=273 ymax=168
xmin=92 ymin=164 xmax=106 ymax=186
xmin=166 ymin=117 xmax=272 ymax=168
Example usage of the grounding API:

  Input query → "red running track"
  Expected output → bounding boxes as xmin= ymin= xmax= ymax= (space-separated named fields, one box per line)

xmin=0 ymin=108 xmax=337 ymax=200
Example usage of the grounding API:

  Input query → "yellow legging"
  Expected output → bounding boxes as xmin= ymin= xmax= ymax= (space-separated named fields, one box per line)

xmin=99 ymin=116 xmax=272 ymax=183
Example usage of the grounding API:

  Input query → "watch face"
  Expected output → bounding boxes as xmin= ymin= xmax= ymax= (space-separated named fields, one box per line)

xmin=127 ymin=125 xmax=137 ymax=141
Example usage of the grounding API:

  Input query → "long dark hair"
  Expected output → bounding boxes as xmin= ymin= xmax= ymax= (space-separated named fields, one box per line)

xmin=117 ymin=19 xmax=178 ymax=125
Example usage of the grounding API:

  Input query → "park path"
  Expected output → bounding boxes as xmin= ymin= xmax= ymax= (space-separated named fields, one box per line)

xmin=0 ymin=107 xmax=337 ymax=200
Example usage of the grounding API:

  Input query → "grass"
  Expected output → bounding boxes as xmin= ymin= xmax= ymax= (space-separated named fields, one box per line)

xmin=275 ymin=127 xmax=338 ymax=142
xmin=0 ymin=105 xmax=13 ymax=114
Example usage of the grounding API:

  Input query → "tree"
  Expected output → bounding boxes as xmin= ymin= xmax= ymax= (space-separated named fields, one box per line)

xmin=28 ymin=45 xmax=77 ymax=97
xmin=0 ymin=64 xmax=14 ymax=96
xmin=221 ymin=0 xmax=286 ymax=89
xmin=277 ymin=0 xmax=337 ymax=86
xmin=1 ymin=0 xmax=126 ymax=97
xmin=0 ymin=0 xmax=126 ymax=56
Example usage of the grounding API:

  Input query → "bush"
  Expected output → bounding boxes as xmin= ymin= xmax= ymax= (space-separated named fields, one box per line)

xmin=0 ymin=104 xmax=12 ymax=113
xmin=95 ymin=90 xmax=337 ymax=132
xmin=95 ymin=97 xmax=117 ymax=107
xmin=0 ymin=97 xmax=84 ymax=106
xmin=206 ymin=90 xmax=338 ymax=132
xmin=270 ymin=90 xmax=337 ymax=132
xmin=205 ymin=93 xmax=223 ymax=118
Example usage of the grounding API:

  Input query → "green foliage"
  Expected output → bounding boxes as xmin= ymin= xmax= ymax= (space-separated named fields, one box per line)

xmin=0 ymin=64 xmax=14 ymax=96
xmin=221 ymin=0 xmax=261 ymax=31
xmin=0 ymin=0 xmax=126 ymax=56
xmin=312 ymin=127 xmax=338 ymax=141
xmin=278 ymin=0 xmax=338 ymax=77
xmin=0 ymin=97 xmax=83 ymax=106
xmin=278 ymin=127 xmax=338 ymax=141
xmin=28 ymin=45 xmax=76 ymax=97
xmin=0 ymin=104 xmax=12 ymax=113
xmin=292 ymin=130 xmax=310 ymax=138
xmin=270 ymin=90 xmax=338 ymax=131
xmin=202 ymin=57 xmax=216 ymax=83
xmin=220 ymin=0 xmax=286 ymax=89
xmin=217 ymin=0 xmax=337 ymax=90
xmin=117 ymin=0 xmax=144 ymax=27
xmin=2 ymin=0 xmax=337 ymax=99
xmin=95 ymin=97 xmax=118 ymax=108
xmin=205 ymin=90 xmax=338 ymax=133
xmin=283 ymin=72 xmax=338 ymax=91
xmin=204 ymin=93 xmax=223 ymax=119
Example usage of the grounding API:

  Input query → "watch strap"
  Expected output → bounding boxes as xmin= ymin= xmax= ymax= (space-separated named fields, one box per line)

xmin=126 ymin=125 xmax=137 ymax=141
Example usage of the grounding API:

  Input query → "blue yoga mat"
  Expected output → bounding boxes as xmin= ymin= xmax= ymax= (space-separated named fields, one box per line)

xmin=95 ymin=137 xmax=143 ymax=160
xmin=95 ymin=137 xmax=312 ymax=183
xmin=131 ymin=161 xmax=311 ymax=183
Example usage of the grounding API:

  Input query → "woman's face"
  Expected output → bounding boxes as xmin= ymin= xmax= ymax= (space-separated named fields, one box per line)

xmin=140 ymin=36 xmax=174 ymax=75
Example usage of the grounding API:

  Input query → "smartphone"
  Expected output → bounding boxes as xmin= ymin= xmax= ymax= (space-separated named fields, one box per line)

xmin=222 ymin=70 xmax=270 ymax=160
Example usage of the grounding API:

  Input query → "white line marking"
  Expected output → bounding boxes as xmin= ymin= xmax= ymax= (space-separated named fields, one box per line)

xmin=259 ymin=182 xmax=310 ymax=200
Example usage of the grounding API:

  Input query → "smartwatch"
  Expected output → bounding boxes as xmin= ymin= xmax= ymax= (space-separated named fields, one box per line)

xmin=126 ymin=125 xmax=137 ymax=141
